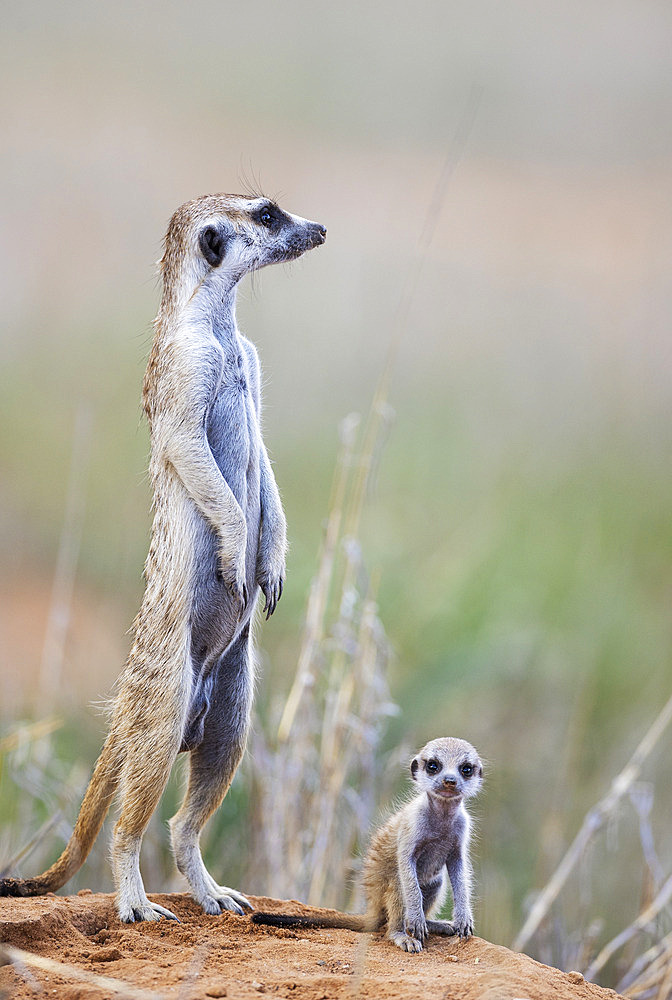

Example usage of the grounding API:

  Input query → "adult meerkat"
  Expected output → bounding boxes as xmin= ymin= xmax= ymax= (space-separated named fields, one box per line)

xmin=0 ymin=193 xmax=326 ymax=923
xmin=253 ymin=737 xmax=482 ymax=952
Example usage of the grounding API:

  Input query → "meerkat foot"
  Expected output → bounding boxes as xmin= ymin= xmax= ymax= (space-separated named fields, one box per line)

xmin=391 ymin=930 xmax=424 ymax=953
xmin=114 ymin=831 xmax=180 ymax=924
xmin=171 ymin=831 xmax=252 ymax=917
xmin=200 ymin=874 xmax=252 ymax=916
xmin=200 ymin=889 xmax=251 ymax=917
xmin=119 ymin=896 xmax=180 ymax=924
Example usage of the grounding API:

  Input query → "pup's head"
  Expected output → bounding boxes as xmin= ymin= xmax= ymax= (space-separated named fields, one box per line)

xmin=410 ymin=737 xmax=483 ymax=803
xmin=161 ymin=193 xmax=326 ymax=303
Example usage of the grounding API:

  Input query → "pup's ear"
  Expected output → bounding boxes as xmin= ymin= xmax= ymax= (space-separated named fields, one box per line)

xmin=411 ymin=758 xmax=419 ymax=781
xmin=199 ymin=226 xmax=229 ymax=267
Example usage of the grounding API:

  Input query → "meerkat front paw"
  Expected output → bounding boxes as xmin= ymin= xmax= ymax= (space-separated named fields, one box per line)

xmin=218 ymin=546 xmax=248 ymax=613
xmin=256 ymin=548 xmax=286 ymax=620
xmin=391 ymin=930 xmax=424 ymax=952
xmin=405 ymin=914 xmax=428 ymax=943
xmin=257 ymin=571 xmax=283 ymax=619
xmin=452 ymin=913 xmax=474 ymax=939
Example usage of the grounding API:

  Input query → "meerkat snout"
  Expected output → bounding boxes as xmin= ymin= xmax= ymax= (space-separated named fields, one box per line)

xmin=310 ymin=223 xmax=327 ymax=246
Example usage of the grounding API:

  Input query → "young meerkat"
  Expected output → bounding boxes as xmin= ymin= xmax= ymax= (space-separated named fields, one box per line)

xmin=0 ymin=193 xmax=326 ymax=923
xmin=253 ymin=737 xmax=483 ymax=952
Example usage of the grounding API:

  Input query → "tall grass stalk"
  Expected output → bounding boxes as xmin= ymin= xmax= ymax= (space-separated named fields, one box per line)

xmin=514 ymin=691 xmax=672 ymax=993
xmin=249 ymin=410 xmax=398 ymax=909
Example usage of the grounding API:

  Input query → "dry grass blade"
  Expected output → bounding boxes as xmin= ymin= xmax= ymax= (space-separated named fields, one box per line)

xmin=0 ymin=944 xmax=166 ymax=999
xmin=514 ymin=690 xmax=672 ymax=954
xmin=0 ymin=718 xmax=62 ymax=755
xmin=619 ymin=931 xmax=672 ymax=995
xmin=0 ymin=810 xmax=63 ymax=877
xmin=38 ymin=404 xmax=92 ymax=710
xmin=620 ymin=934 xmax=672 ymax=1000
xmin=584 ymin=874 xmax=672 ymax=981
xmin=276 ymin=412 xmax=360 ymax=745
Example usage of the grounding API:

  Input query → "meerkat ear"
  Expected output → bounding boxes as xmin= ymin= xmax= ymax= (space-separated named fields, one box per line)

xmin=199 ymin=226 xmax=229 ymax=267
xmin=411 ymin=758 xmax=419 ymax=780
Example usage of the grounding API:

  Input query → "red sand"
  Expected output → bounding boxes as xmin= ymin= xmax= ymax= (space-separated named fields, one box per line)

xmin=0 ymin=892 xmax=624 ymax=1000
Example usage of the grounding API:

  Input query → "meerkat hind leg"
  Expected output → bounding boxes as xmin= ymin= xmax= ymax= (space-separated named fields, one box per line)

xmin=112 ymin=728 xmax=184 ymax=923
xmin=113 ymin=828 xmax=181 ymax=923
xmin=170 ymin=627 xmax=253 ymax=916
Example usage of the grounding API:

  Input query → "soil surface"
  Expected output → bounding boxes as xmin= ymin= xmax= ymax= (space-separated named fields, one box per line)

xmin=1 ymin=892 xmax=623 ymax=1000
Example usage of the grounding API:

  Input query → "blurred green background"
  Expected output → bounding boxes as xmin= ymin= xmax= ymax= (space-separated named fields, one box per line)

xmin=1 ymin=0 xmax=671 ymax=965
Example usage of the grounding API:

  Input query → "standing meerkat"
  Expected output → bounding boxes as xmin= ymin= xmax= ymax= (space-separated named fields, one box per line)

xmin=0 ymin=193 xmax=326 ymax=923
xmin=253 ymin=737 xmax=483 ymax=952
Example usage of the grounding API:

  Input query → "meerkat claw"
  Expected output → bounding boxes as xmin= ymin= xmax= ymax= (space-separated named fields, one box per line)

xmin=260 ymin=578 xmax=283 ymax=619
xmin=392 ymin=931 xmax=423 ymax=953
xmin=123 ymin=901 xmax=180 ymax=923
xmin=406 ymin=918 xmax=428 ymax=942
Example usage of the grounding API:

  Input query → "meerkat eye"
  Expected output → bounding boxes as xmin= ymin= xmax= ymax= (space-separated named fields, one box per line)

xmin=460 ymin=763 xmax=474 ymax=778
xmin=425 ymin=759 xmax=441 ymax=775
xmin=259 ymin=208 xmax=273 ymax=227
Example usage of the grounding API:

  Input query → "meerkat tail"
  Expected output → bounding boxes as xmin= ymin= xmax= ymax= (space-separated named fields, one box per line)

xmin=251 ymin=911 xmax=369 ymax=932
xmin=0 ymin=735 xmax=120 ymax=897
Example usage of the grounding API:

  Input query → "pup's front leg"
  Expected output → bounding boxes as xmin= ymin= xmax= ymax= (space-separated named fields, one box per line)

xmin=446 ymin=850 xmax=474 ymax=939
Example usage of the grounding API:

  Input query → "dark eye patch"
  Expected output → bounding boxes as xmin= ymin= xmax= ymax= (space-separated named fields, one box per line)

xmin=425 ymin=758 xmax=441 ymax=775
xmin=253 ymin=202 xmax=289 ymax=232
xmin=459 ymin=762 xmax=475 ymax=778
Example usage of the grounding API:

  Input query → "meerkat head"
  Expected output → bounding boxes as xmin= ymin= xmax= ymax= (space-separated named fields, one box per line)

xmin=160 ymin=193 xmax=326 ymax=306
xmin=410 ymin=737 xmax=483 ymax=803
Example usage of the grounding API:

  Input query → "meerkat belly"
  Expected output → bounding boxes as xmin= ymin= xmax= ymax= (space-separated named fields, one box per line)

xmin=182 ymin=365 xmax=261 ymax=750
xmin=414 ymin=840 xmax=450 ymax=886
xmin=204 ymin=372 xmax=262 ymax=565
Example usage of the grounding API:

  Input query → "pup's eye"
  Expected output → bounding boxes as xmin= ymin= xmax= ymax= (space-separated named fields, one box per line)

xmin=260 ymin=208 xmax=272 ymax=227
xmin=460 ymin=763 xmax=474 ymax=778
xmin=425 ymin=759 xmax=441 ymax=775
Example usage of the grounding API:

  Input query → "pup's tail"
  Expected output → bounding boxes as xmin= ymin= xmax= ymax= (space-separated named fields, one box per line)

xmin=0 ymin=735 xmax=120 ymax=897
xmin=252 ymin=911 xmax=369 ymax=932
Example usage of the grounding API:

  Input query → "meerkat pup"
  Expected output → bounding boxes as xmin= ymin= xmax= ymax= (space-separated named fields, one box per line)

xmin=1 ymin=193 xmax=326 ymax=923
xmin=253 ymin=737 xmax=482 ymax=952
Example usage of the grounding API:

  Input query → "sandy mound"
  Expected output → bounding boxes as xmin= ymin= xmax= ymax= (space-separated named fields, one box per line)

xmin=1 ymin=892 xmax=623 ymax=1000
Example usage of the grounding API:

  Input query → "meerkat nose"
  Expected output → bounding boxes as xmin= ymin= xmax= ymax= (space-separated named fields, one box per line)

xmin=443 ymin=774 xmax=457 ymax=787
